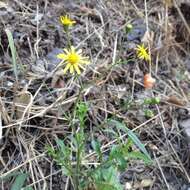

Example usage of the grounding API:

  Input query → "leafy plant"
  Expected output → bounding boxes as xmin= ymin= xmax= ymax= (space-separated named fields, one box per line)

xmin=142 ymin=97 xmax=160 ymax=118
xmin=143 ymin=97 xmax=160 ymax=105
xmin=144 ymin=109 xmax=155 ymax=118
xmin=47 ymin=15 xmax=152 ymax=190
xmin=1 ymin=172 xmax=31 ymax=190
xmin=48 ymin=103 xmax=152 ymax=190
xmin=92 ymin=166 xmax=123 ymax=190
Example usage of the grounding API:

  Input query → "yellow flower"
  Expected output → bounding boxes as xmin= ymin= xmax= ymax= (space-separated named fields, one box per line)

xmin=57 ymin=46 xmax=90 ymax=75
xmin=136 ymin=44 xmax=150 ymax=61
xmin=60 ymin=15 xmax=76 ymax=27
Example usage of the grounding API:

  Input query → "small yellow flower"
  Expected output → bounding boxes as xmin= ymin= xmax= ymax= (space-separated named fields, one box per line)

xmin=136 ymin=44 xmax=150 ymax=61
xmin=60 ymin=15 xmax=76 ymax=27
xmin=57 ymin=46 xmax=90 ymax=75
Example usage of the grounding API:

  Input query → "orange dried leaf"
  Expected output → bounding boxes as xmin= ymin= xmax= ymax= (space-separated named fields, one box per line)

xmin=167 ymin=95 xmax=186 ymax=106
xmin=144 ymin=73 xmax=156 ymax=89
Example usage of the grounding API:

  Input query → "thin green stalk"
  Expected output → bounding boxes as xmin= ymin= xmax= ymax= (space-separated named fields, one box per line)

xmin=65 ymin=29 xmax=72 ymax=48
xmin=75 ymin=142 xmax=81 ymax=190
xmin=72 ymin=78 xmax=84 ymax=190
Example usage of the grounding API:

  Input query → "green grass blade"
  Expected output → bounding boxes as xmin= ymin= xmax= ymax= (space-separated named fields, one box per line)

xmin=5 ymin=28 xmax=18 ymax=81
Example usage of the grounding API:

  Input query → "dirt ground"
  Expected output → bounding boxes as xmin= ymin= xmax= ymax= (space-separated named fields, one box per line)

xmin=0 ymin=0 xmax=190 ymax=189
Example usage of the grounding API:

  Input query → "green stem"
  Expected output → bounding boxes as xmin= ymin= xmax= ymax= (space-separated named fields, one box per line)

xmin=65 ymin=29 xmax=72 ymax=48
xmin=75 ymin=142 xmax=81 ymax=190
xmin=72 ymin=78 xmax=84 ymax=190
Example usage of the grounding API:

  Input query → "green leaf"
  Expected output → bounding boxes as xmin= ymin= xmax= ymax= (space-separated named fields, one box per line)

xmin=125 ymin=23 xmax=133 ymax=34
xmin=76 ymin=102 xmax=88 ymax=125
xmin=56 ymin=139 xmax=70 ymax=157
xmin=109 ymin=145 xmax=127 ymax=171
xmin=11 ymin=173 xmax=28 ymax=190
xmin=127 ymin=129 xmax=151 ymax=160
xmin=22 ymin=187 xmax=33 ymax=190
xmin=144 ymin=97 xmax=160 ymax=105
xmin=104 ymin=128 xmax=117 ymax=136
xmin=93 ymin=166 xmax=123 ymax=190
xmin=108 ymin=119 xmax=126 ymax=132
xmin=95 ymin=182 xmax=118 ymax=190
xmin=127 ymin=151 xmax=152 ymax=164
xmin=116 ymin=156 xmax=127 ymax=171
xmin=108 ymin=119 xmax=151 ymax=160
xmin=144 ymin=109 xmax=154 ymax=118
xmin=91 ymin=139 xmax=102 ymax=161
xmin=109 ymin=145 xmax=119 ymax=160
xmin=0 ymin=172 xmax=23 ymax=181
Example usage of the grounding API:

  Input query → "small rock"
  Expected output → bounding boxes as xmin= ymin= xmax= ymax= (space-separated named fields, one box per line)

xmin=127 ymin=19 xmax=146 ymax=42
xmin=46 ymin=48 xmax=63 ymax=70
xmin=125 ymin=182 xmax=132 ymax=190
xmin=140 ymin=179 xmax=154 ymax=188
xmin=31 ymin=59 xmax=47 ymax=76
xmin=31 ymin=13 xmax=43 ymax=25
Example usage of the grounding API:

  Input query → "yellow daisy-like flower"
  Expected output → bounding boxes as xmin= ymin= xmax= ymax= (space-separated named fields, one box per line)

xmin=136 ymin=44 xmax=150 ymax=61
xmin=57 ymin=46 xmax=90 ymax=75
xmin=60 ymin=15 xmax=76 ymax=27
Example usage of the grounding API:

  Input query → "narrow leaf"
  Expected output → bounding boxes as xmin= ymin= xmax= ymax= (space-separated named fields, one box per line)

xmin=5 ymin=28 xmax=18 ymax=81
xmin=127 ymin=129 xmax=151 ymax=159
xmin=127 ymin=151 xmax=152 ymax=164
xmin=108 ymin=119 xmax=151 ymax=160
xmin=11 ymin=173 xmax=28 ymax=190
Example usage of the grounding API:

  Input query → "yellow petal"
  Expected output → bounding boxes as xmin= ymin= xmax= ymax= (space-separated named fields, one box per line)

xmin=63 ymin=63 xmax=71 ymax=74
xmin=70 ymin=65 xmax=74 ymax=74
xmin=74 ymin=64 xmax=81 ymax=75
xmin=57 ymin=53 xmax=67 ymax=60
xmin=70 ymin=46 xmax=75 ymax=53
xmin=60 ymin=16 xmax=64 ymax=22
xmin=63 ymin=48 xmax=70 ymax=54
xmin=80 ymin=59 xmax=90 ymax=65
xmin=78 ymin=64 xmax=85 ymax=70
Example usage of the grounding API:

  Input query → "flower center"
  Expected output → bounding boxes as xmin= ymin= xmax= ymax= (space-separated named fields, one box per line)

xmin=68 ymin=53 xmax=79 ymax=64
xmin=142 ymin=49 xmax=147 ymax=55
xmin=63 ymin=18 xmax=71 ymax=25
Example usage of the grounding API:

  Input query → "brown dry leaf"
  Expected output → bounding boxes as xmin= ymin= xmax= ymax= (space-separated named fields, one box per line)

xmin=80 ymin=6 xmax=95 ymax=15
xmin=15 ymin=91 xmax=33 ymax=120
xmin=166 ymin=95 xmax=186 ymax=106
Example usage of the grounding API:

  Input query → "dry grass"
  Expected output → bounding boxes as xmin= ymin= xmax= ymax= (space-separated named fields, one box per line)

xmin=0 ymin=0 xmax=190 ymax=189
